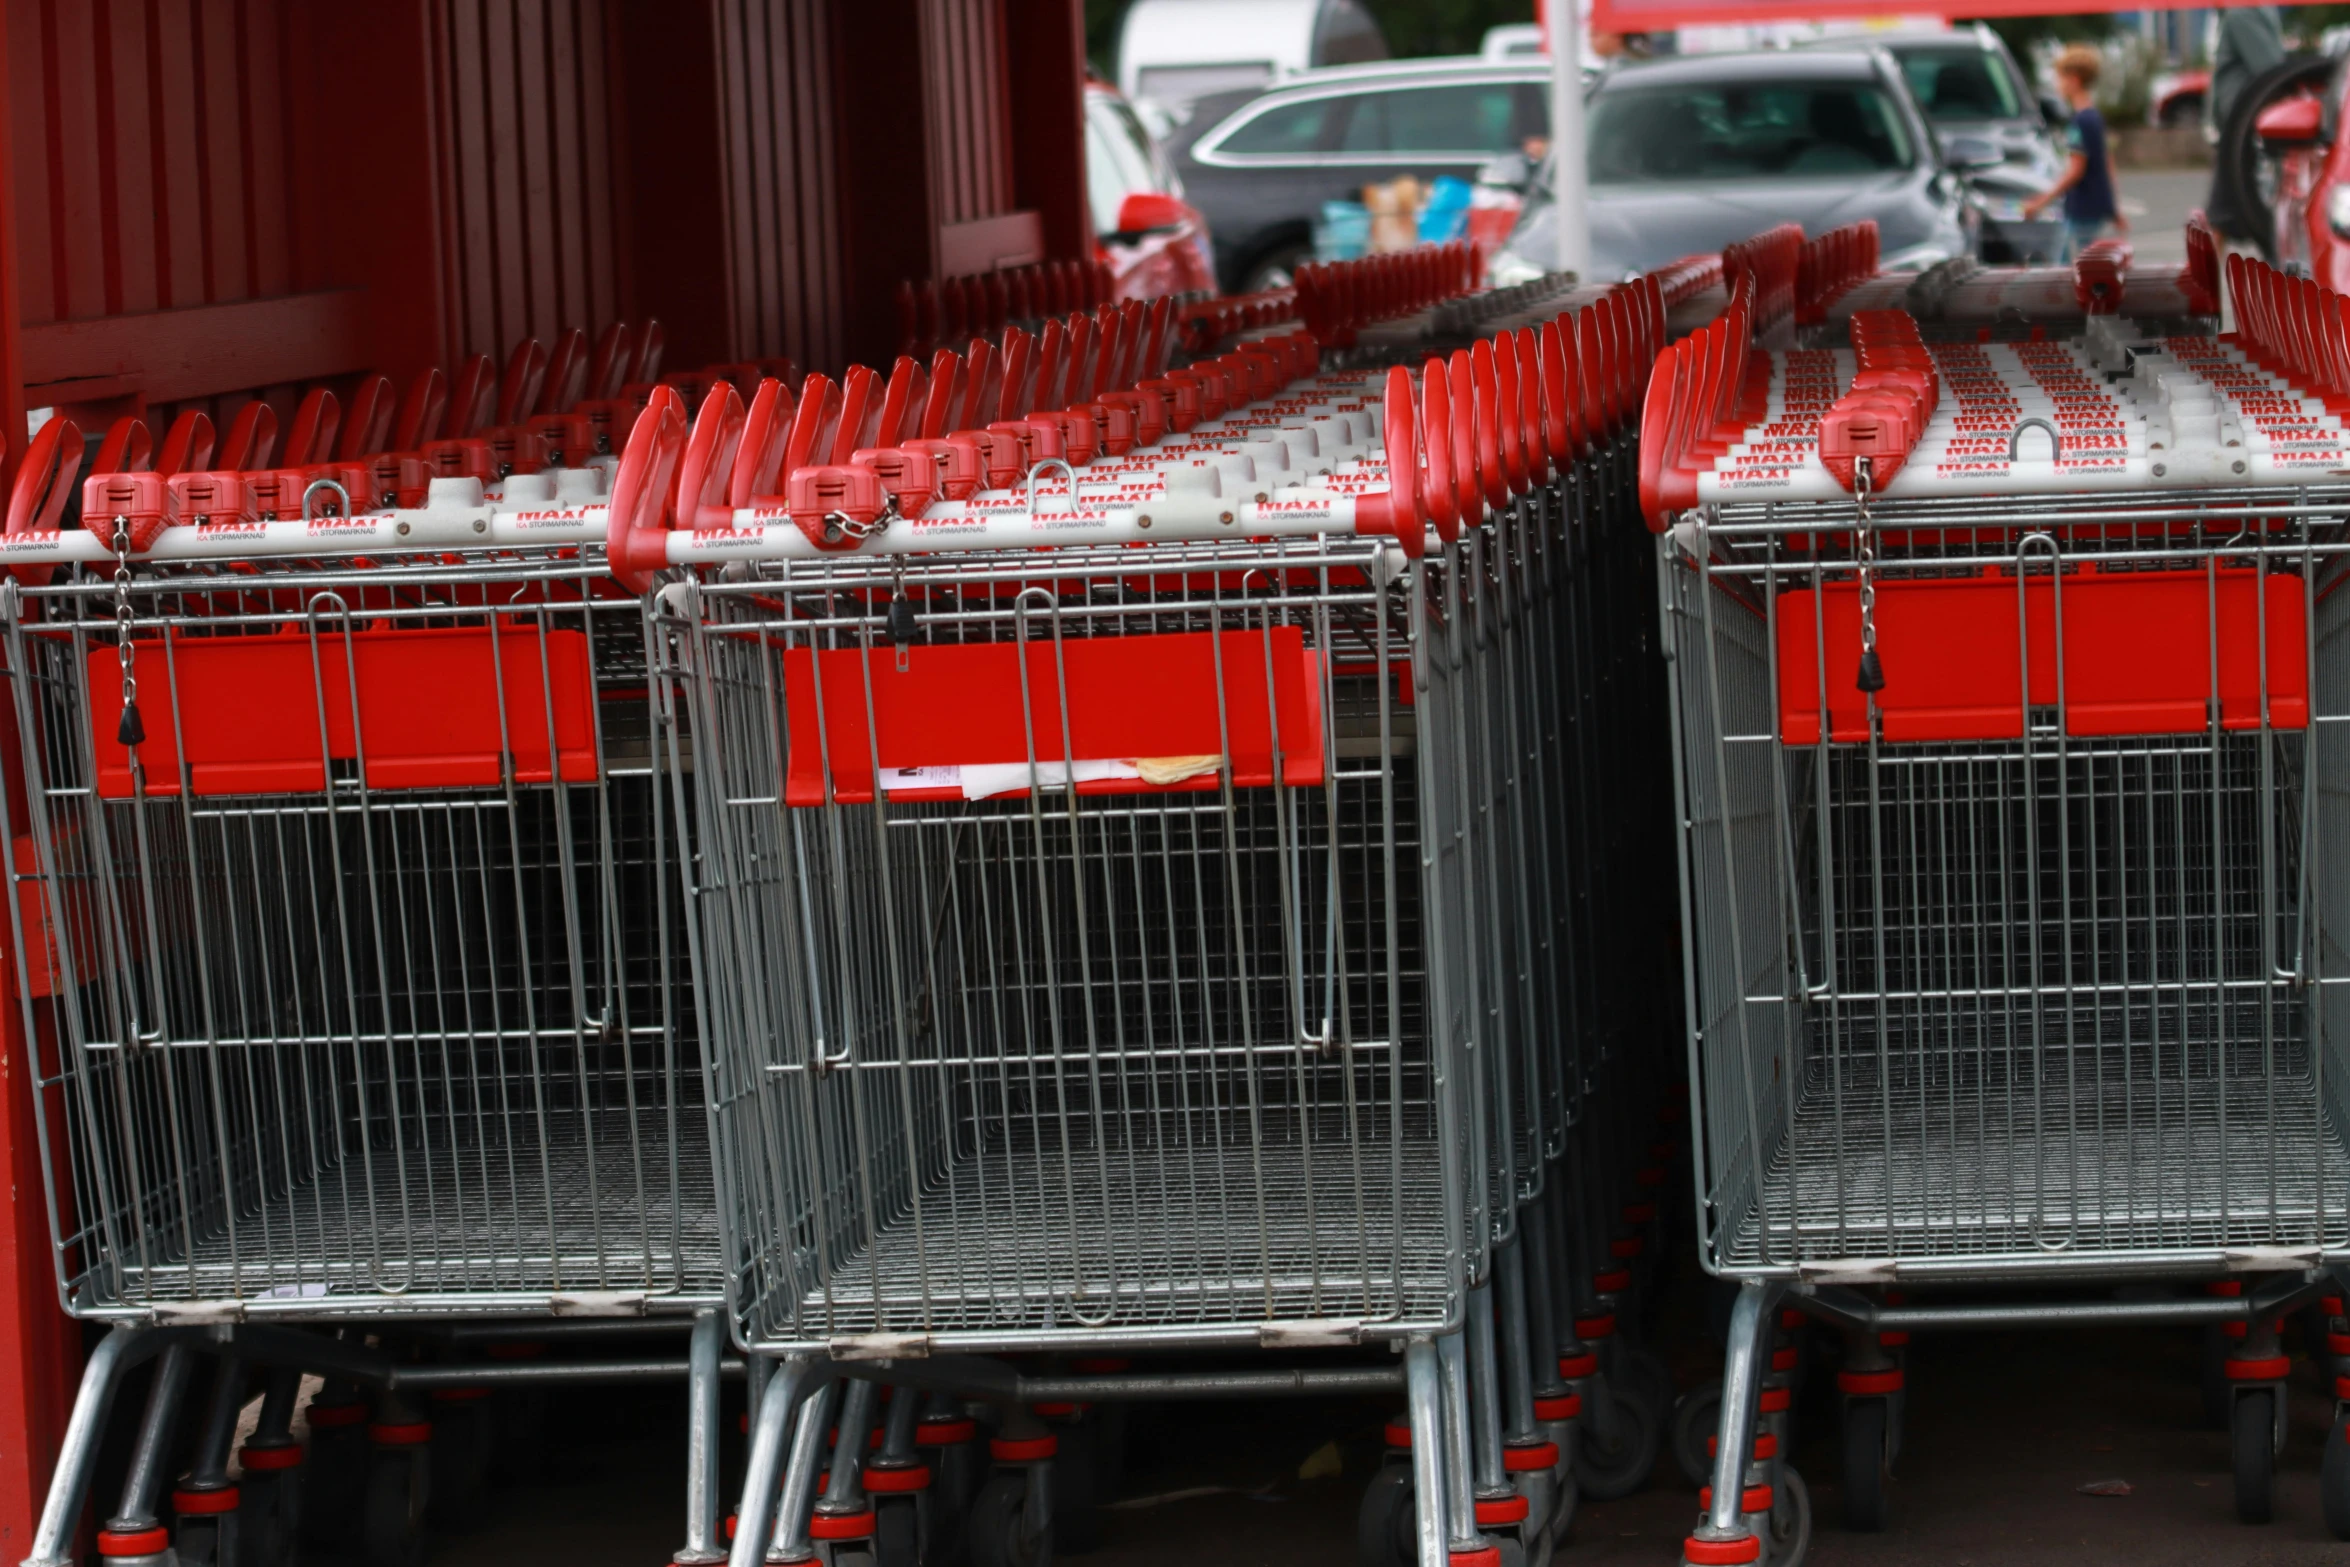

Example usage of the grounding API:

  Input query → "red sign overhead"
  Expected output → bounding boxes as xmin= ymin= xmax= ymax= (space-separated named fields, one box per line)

xmin=1582 ymin=0 xmax=2280 ymax=37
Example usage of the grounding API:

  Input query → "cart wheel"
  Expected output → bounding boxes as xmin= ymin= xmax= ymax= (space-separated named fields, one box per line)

xmin=1355 ymin=1466 xmax=1414 ymax=1567
xmin=426 ymin=1398 xmax=493 ymax=1531
xmin=927 ymin=1437 xmax=984 ymax=1567
xmin=968 ymin=1471 xmax=1051 ymax=1567
xmin=2322 ymin=1415 xmax=2350 ymax=1539
xmin=173 ymin=1511 xmax=234 ymax=1567
xmin=2233 ymin=1389 xmax=2276 ymax=1525
xmin=240 ymin=1470 xmax=301 ymax=1567
xmin=1840 ymin=1399 xmax=1889 ymax=1532
xmin=1571 ymin=1386 xmax=1658 ymax=1501
xmin=1768 ymin=1467 xmax=1811 ymax=1567
xmin=362 ymin=1450 xmax=430 ymax=1567
xmin=1670 ymin=1387 xmax=1720 ymax=1488
xmin=1548 ymin=1466 xmax=1579 ymax=1546
xmin=302 ymin=1423 xmax=369 ymax=1550
xmin=875 ymin=1494 xmax=923 ymax=1567
xmin=1515 ymin=1460 xmax=1558 ymax=1545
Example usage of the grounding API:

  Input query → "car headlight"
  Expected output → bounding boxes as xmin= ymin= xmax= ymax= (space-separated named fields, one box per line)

xmin=2328 ymin=184 xmax=2350 ymax=237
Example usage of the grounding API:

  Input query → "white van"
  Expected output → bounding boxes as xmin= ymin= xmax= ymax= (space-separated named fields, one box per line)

xmin=1116 ymin=0 xmax=1388 ymax=119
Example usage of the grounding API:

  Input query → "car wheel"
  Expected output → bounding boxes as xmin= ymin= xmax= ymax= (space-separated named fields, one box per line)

xmin=1241 ymin=243 xmax=1314 ymax=295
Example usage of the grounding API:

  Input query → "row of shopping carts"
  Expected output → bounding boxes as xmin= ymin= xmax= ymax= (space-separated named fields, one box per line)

xmin=1649 ymin=223 xmax=2350 ymax=1565
xmin=0 ymin=235 xmax=1702 ymax=1567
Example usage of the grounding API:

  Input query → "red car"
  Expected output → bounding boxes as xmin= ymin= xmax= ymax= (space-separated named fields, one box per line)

xmin=1086 ymin=81 xmax=1219 ymax=300
xmin=2151 ymin=67 xmax=2209 ymax=130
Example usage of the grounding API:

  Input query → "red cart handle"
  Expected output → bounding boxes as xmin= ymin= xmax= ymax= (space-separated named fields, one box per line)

xmin=675 ymin=382 xmax=748 ymax=532
xmin=1421 ymin=358 xmax=1460 ymax=545
xmin=1352 ymin=364 xmax=1421 ymax=558
xmin=730 ymin=379 xmax=796 ymax=510
xmin=605 ymin=394 xmax=690 ymax=595
xmin=225 ymin=399 xmax=281 ymax=471
xmin=91 ymin=418 xmax=152 ymax=478
xmin=158 ymin=410 xmax=217 ymax=477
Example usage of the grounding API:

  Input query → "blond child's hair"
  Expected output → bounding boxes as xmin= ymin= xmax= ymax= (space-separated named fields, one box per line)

xmin=2054 ymin=44 xmax=2101 ymax=91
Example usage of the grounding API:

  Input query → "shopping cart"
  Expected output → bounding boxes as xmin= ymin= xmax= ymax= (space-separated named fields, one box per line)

xmin=568 ymin=240 xmax=1679 ymax=1567
xmin=1 ymin=407 xmax=737 ymax=1567
xmin=1650 ymin=249 xmax=2350 ymax=1565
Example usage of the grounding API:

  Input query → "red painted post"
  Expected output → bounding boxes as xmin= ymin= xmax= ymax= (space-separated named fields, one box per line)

xmin=1003 ymin=0 xmax=1090 ymax=265
xmin=0 ymin=10 xmax=87 ymax=1558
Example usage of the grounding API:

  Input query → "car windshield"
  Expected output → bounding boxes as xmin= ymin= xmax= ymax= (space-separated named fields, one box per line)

xmin=1586 ymin=79 xmax=1914 ymax=182
xmin=1893 ymin=45 xmax=2024 ymax=120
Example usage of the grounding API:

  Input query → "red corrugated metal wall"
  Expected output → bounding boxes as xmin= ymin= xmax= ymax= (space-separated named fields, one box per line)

xmin=3 ymin=0 xmax=1080 ymax=417
xmin=12 ymin=0 xmax=304 ymax=328
xmin=428 ymin=0 xmax=628 ymax=375
xmin=712 ymin=0 xmax=843 ymax=375
xmin=924 ymin=0 xmax=1010 ymax=229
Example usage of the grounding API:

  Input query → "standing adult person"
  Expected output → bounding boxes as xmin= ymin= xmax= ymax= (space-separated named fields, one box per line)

xmin=2022 ymin=45 xmax=2127 ymax=258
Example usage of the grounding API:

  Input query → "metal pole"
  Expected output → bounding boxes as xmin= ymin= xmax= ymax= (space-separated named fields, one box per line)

xmin=1404 ymin=1340 xmax=1449 ymax=1567
xmin=678 ymin=1310 xmax=726 ymax=1564
xmin=725 ymin=1356 xmax=818 ymax=1567
xmin=1436 ymin=1332 xmax=1481 ymax=1551
xmin=112 ymin=1344 xmax=195 ymax=1530
xmin=770 ymin=1381 xmax=840 ymax=1559
xmin=23 ymin=1327 xmax=145 ymax=1567
xmin=1545 ymin=0 xmax=1591 ymax=275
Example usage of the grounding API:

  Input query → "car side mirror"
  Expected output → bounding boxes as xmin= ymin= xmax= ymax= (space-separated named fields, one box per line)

xmin=1111 ymin=191 xmax=1189 ymax=241
xmin=1476 ymin=152 xmax=1532 ymax=190
xmin=1942 ymin=134 xmax=2004 ymax=170
xmin=2040 ymin=93 xmax=2069 ymax=129
xmin=2258 ymin=94 xmax=2327 ymax=147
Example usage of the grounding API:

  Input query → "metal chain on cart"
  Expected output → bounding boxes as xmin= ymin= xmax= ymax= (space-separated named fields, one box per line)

xmin=1853 ymin=456 xmax=1884 ymax=695
xmin=111 ymin=517 xmax=146 ymax=746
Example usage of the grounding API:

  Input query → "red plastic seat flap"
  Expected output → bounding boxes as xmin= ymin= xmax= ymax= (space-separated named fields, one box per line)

xmin=783 ymin=628 xmax=1326 ymax=806
xmin=1777 ymin=564 xmax=2309 ymax=744
xmin=90 ymin=626 xmax=599 ymax=797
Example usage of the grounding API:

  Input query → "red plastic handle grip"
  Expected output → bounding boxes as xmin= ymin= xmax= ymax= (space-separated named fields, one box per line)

xmin=674 ymin=383 xmax=748 ymax=532
xmin=605 ymin=395 xmax=689 ymax=595
xmin=339 ymin=375 xmax=397 ymax=462
xmin=1353 ymin=364 xmax=1422 ymax=558
xmin=91 ymin=417 xmax=152 ymax=479
xmin=729 ymin=379 xmax=796 ymax=510
xmin=1420 ymin=359 xmax=1460 ymax=544
xmin=158 ymin=409 xmax=217 ymax=477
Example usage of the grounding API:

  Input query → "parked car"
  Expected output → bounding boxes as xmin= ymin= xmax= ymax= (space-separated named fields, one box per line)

xmin=1489 ymin=48 xmax=1971 ymax=282
xmin=1086 ymin=80 xmax=1219 ymax=300
xmin=1481 ymin=22 xmax=1543 ymax=59
xmin=1171 ymin=59 xmax=1552 ymax=292
xmin=1860 ymin=25 xmax=2066 ymax=262
xmin=1116 ymin=0 xmax=1387 ymax=122
xmin=2151 ymin=66 xmax=2210 ymax=129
